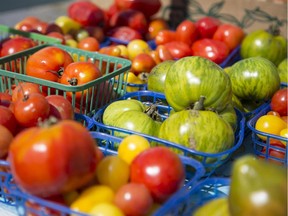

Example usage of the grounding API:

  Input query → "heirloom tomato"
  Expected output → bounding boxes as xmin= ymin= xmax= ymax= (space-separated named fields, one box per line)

xmin=46 ymin=95 xmax=74 ymax=120
xmin=270 ymin=88 xmax=288 ymax=116
xmin=191 ymin=38 xmax=229 ymax=64
xmin=213 ymin=23 xmax=245 ymax=51
xmin=130 ymin=146 xmax=185 ymax=203
xmin=240 ymin=28 xmax=287 ymax=66
xmin=0 ymin=37 xmax=36 ymax=57
xmin=26 ymin=46 xmax=74 ymax=82
xmin=8 ymin=120 xmax=98 ymax=197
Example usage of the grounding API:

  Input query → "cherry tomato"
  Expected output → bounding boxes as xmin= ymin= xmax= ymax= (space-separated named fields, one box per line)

xmin=266 ymin=110 xmax=280 ymax=117
xmin=213 ymin=23 xmax=245 ymax=51
xmin=70 ymin=185 xmax=115 ymax=213
xmin=191 ymin=38 xmax=230 ymax=64
xmin=130 ymin=146 xmax=185 ymax=203
xmin=89 ymin=202 xmax=125 ymax=216
xmin=8 ymin=120 xmax=98 ymax=197
xmin=118 ymin=134 xmax=150 ymax=165
xmin=260 ymin=142 xmax=286 ymax=165
xmin=164 ymin=41 xmax=192 ymax=59
xmin=131 ymin=53 xmax=157 ymax=75
xmin=155 ymin=30 xmax=176 ymax=46
xmin=195 ymin=16 xmax=221 ymax=39
xmin=175 ymin=19 xmax=198 ymax=46
xmin=127 ymin=39 xmax=151 ymax=60
xmin=96 ymin=155 xmax=130 ymax=191
xmin=156 ymin=45 xmax=174 ymax=61
xmin=77 ymin=37 xmax=100 ymax=51
xmin=13 ymin=93 xmax=50 ymax=128
xmin=270 ymin=88 xmax=288 ymax=116
xmin=108 ymin=26 xmax=143 ymax=42
xmin=114 ymin=183 xmax=153 ymax=216
xmin=147 ymin=18 xmax=169 ymax=40
xmin=255 ymin=115 xmax=287 ymax=141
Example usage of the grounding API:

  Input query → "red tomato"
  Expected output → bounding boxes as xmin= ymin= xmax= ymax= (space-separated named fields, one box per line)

xmin=270 ymin=88 xmax=288 ymax=116
xmin=8 ymin=120 xmax=98 ymax=197
xmin=131 ymin=53 xmax=157 ymax=75
xmin=26 ymin=46 xmax=74 ymax=82
xmin=0 ymin=105 xmax=18 ymax=135
xmin=175 ymin=19 xmax=198 ymax=46
xmin=191 ymin=38 xmax=230 ymax=64
xmin=60 ymin=62 xmax=102 ymax=101
xmin=46 ymin=32 xmax=65 ymax=45
xmin=195 ymin=16 xmax=221 ymax=39
xmin=164 ymin=41 xmax=192 ymax=59
xmin=0 ymin=37 xmax=36 ymax=57
xmin=147 ymin=18 xmax=169 ymax=40
xmin=11 ymin=82 xmax=42 ymax=102
xmin=0 ymin=92 xmax=12 ymax=108
xmin=130 ymin=146 xmax=185 ymax=203
xmin=281 ymin=116 xmax=288 ymax=124
xmin=77 ymin=37 xmax=100 ymax=52
xmin=260 ymin=142 xmax=286 ymax=165
xmin=46 ymin=95 xmax=74 ymax=120
xmin=155 ymin=45 xmax=174 ymax=61
xmin=155 ymin=30 xmax=176 ymax=46
xmin=213 ymin=23 xmax=245 ymax=51
xmin=0 ymin=124 xmax=13 ymax=159
xmin=108 ymin=26 xmax=143 ymax=42
xmin=114 ymin=183 xmax=153 ymax=216
xmin=13 ymin=93 xmax=50 ymax=128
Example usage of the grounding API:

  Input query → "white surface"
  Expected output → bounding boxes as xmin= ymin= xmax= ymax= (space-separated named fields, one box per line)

xmin=0 ymin=202 xmax=17 ymax=216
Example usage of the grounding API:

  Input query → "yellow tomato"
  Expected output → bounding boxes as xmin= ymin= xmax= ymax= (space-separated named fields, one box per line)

xmin=89 ymin=202 xmax=125 ymax=216
xmin=118 ymin=134 xmax=151 ymax=165
xmin=127 ymin=39 xmax=151 ymax=60
xmin=116 ymin=45 xmax=129 ymax=59
xmin=279 ymin=128 xmax=288 ymax=146
xmin=70 ymin=185 xmax=115 ymax=213
xmin=54 ymin=15 xmax=81 ymax=34
xmin=255 ymin=115 xmax=287 ymax=141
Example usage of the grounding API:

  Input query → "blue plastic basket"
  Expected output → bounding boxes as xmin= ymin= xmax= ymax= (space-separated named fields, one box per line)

xmin=92 ymin=90 xmax=246 ymax=176
xmin=0 ymin=131 xmax=205 ymax=216
xmin=74 ymin=112 xmax=94 ymax=130
xmin=246 ymin=104 xmax=288 ymax=165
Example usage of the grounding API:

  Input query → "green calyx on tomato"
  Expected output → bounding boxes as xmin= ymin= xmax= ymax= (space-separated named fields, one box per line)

xmin=240 ymin=25 xmax=287 ymax=66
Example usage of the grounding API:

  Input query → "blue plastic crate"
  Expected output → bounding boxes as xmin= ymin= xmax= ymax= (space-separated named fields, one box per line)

xmin=246 ymin=104 xmax=288 ymax=165
xmin=92 ymin=90 xmax=246 ymax=176
xmin=0 ymin=131 xmax=205 ymax=216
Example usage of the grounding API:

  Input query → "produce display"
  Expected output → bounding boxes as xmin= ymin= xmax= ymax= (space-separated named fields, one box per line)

xmin=0 ymin=0 xmax=287 ymax=215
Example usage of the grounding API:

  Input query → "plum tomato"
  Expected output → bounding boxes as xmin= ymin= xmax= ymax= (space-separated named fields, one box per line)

xmin=195 ymin=16 xmax=221 ymax=39
xmin=175 ymin=19 xmax=198 ymax=46
xmin=155 ymin=30 xmax=176 ymax=46
xmin=164 ymin=41 xmax=192 ymax=59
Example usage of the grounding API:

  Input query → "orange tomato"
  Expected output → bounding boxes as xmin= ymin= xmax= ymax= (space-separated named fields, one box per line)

xmin=266 ymin=110 xmax=280 ymax=117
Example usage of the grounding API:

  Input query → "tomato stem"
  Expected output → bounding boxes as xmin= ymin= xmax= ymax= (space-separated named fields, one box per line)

xmin=267 ymin=24 xmax=280 ymax=36
xmin=193 ymin=96 xmax=206 ymax=110
xmin=68 ymin=78 xmax=78 ymax=86
xmin=144 ymin=104 xmax=161 ymax=121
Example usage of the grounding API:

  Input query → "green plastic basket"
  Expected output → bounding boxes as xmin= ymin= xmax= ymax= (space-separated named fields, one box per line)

xmin=0 ymin=24 xmax=61 ymax=48
xmin=0 ymin=44 xmax=131 ymax=116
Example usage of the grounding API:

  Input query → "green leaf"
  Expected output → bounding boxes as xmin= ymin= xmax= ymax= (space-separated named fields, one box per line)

xmin=217 ymin=13 xmax=241 ymax=26
xmin=208 ymin=1 xmax=225 ymax=16
xmin=245 ymin=8 xmax=272 ymax=22
xmin=241 ymin=13 xmax=255 ymax=28
xmin=188 ymin=0 xmax=205 ymax=14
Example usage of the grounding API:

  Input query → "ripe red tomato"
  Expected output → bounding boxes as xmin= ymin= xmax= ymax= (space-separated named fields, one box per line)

xmin=270 ymin=88 xmax=288 ymax=116
xmin=0 ymin=92 xmax=12 ymax=108
xmin=8 ymin=120 xmax=98 ymax=197
xmin=77 ymin=37 xmax=100 ymax=52
xmin=175 ymin=19 xmax=198 ymax=46
xmin=131 ymin=53 xmax=157 ymax=75
xmin=114 ymin=183 xmax=153 ymax=216
xmin=0 ymin=124 xmax=13 ymax=159
xmin=164 ymin=41 xmax=193 ymax=59
xmin=191 ymin=38 xmax=230 ymax=64
xmin=0 ymin=37 xmax=36 ymax=57
xmin=130 ymin=146 xmax=185 ymax=203
xmin=0 ymin=105 xmax=18 ymax=135
xmin=26 ymin=46 xmax=74 ymax=82
xmin=13 ymin=93 xmax=50 ymax=127
xmin=155 ymin=45 xmax=174 ymax=62
xmin=108 ymin=26 xmax=143 ymax=42
xmin=213 ymin=23 xmax=245 ymax=52
xmin=147 ymin=18 xmax=169 ymax=40
xmin=195 ymin=16 xmax=221 ymax=39
xmin=60 ymin=62 xmax=102 ymax=101
xmin=155 ymin=30 xmax=176 ymax=46
xmin=260 ymin=142 xmax=286 ymax=165
xmin=46 ymin=95 xmax=74 ymax=120
xmin=11 ymin=82 xmax=42 ymax=102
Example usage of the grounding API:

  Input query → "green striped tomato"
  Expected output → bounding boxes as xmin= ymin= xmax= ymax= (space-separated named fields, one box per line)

xmin=164 ymin=56 xmax=232 ymax=112
xmin=240 ymin=29 xmax=287 ymax=66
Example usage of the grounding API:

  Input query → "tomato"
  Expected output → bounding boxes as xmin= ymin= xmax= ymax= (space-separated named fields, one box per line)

xmin=77 ymin=37 xmax=100 ymax=52
xmin=156 ymin=45 xmax=174 ymax=62
xmin=114 ymin=183 xmax=153 ymax=216
xmin=115 ymin=0 xmax=161 ymax=18
xmin=0 ymin=105 xmax=18 ymax=135
xmin=0 ymin=124 xmax=13 ymax=159
xmin=260 ymin=142 xmax=286 ymax=165
xmin=108 ymin=26 xmax=143 ymax=42
xmin=60 ymin=62 xmax=102 ymax=101
xmin=131 ymin=53 xmax=157 ymax=75
xmin=26 ymin=46 xmax=74 ymax=82
xmin=164 ymin=41 xmax=193 ymax=59
xmin=147 ymin=18 xmax=169 ymax=40
xmin=0 ymin=37 xmax=36 ymax=57
xmin=255 ymin=115 xmax=287 ymax=141
xmin=191 ymin=38 xmax=229 ymax=64
xmin=46 ymin=95 xmax=74 ymax=120
xmin=11 ymin=82 xmax=42 ymax=102
xmin=89 ymin=202 xmax=125 ymax=216
xmin=195 ymin=16 xmax=221 ymax=39
xmin=240 ymin=28 xmax=287 ymax=66
xmin=70 ymin=185 xmax=115 ymax=213
xmin=279 ymin=128 xmax=288 ymax=146
xmin=127 ymin=39 xmax=151 ymax=60
xmin=0 ymin=92 xmax=12 ymax=108
xmin=155 ymin=30 xmax=176 ymax=46
xmin=212 ymin=23 xmax=245 ymax=51
xmin=281 ymin=116 xmax=288 ymax=123
xmin=13 ymin=93 xmax=50 ymax=128
xmin=270 ymin=88 xmax=288 ymax=116
xmin=130 ymin=146 xmax=185 ymax=203
xmin=118 ymin=134 xmax=150 ymax=165
xmin=8 ymin=120 xmax=98 ymax=197
xmin=96 ymin=155 xmax=130 ymax=192
xmin=266 ymin=110 xmax=280 ymax=117
xmin=175 ymin=19 xmax=198 ymax=46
